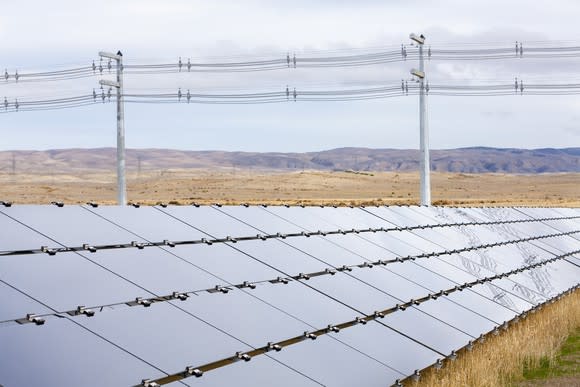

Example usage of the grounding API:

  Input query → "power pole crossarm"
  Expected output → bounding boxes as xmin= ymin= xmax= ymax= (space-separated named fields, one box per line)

xmin=99 ymin=79 xmax=120 ymax=88
xmin=98 ymin=51 xmax=122 ymax=61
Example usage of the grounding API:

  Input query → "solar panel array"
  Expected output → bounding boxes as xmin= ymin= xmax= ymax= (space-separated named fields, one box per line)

xmin=1 ymin=204 xmax=579 ymax=387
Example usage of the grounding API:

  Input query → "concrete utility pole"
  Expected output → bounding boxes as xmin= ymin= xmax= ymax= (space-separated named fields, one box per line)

xmin=99 ymin=50 xmax=126 ymax=205
xmin=409 ymin=33 xmax=431 ymax=206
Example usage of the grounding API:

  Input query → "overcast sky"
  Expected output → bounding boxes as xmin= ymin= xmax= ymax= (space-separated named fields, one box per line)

xmin=1 ymin=0 xmax=579 ymax=152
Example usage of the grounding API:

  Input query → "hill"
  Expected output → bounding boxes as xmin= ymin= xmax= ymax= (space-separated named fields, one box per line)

xmin=0 ymin=147 xmax=578 ymax=174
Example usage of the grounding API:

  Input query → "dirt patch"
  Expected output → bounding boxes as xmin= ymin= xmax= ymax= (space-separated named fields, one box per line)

xmin=0 ymin=170 xmax=578 ymax=206
xmin=517 ymin=376 xmax=580 ymax=387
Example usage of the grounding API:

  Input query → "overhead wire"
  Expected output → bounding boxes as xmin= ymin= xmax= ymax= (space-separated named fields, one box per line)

xmin=3 ymin=80 xmax=580 ymax=112
xmin=1 ymin=41 xmax=580 ymax=113
xmin=3 ymin=43 xmax=580 ymax=85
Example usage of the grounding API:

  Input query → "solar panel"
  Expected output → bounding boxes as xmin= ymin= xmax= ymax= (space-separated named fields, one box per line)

xmin=219 ymin=206 xmax=398 ymax=266
xmin=161 ymin=242 xmax=288 ymax=284
xmin=78 ymin=302 xmax=254 ymax=372
xmin=160 ymin=205 xmax=259 ymax=238
xmin=217 ymin=205 xmax=303 ymax=235
xmin=229 ymin=238 xmax=336 ymax=274
xmin=2 ymin=205 xmax=150 ymax=246
xmin=84 ymin=204 xmax=210 ymax=241
xmin=332 ymin=321 xmax=440 ymax=376
xmin=208 ymin=206 xmax=519 ymax=339
xmin=176 ymin=289 xmax=312 ymax=344
xmin=266 ymin=333 xmax=401 ymax=386
xmin=0 ymin=249 xmax=151 ymax=310
xmin=264 ymin=206 xmax=345 ymax=231
xmin=0 ymin=319 xmax=159 ymax=386
xmin=480 ymin=278 xmax=543 ymax=308
xmin=0 ymin=204 xmax=578 ymax=387
xmin=190 ymin=354 xmax=325 ymax=387
xmin=0 ymin=280 xmax=53 ymax=322
xmin=0 ymin=210 xmax=58 ymax=251
xmin=383 ymin=261 xmax=525 ymax=320
xmin=305 ymin=206 xmax=392 ymax=229
xmin=444 ymin=283 xmax=525 ymax=320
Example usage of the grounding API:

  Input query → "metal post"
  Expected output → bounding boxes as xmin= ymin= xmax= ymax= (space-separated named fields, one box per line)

xmin=116 ymin=52 xmax=126 ymax=206
xmin=418 ymin=44 xmax=430 ymax=206
xmin=410 ymin=33 xmax=431 ymax=206
xmin=99 ymin=51 xmax=126 ymax=205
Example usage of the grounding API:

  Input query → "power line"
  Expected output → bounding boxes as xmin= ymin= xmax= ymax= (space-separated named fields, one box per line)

xmin=3 ymin=80 xmax=580 ymax=112
xmin=4 ymin=42 xmax=580 ymax=84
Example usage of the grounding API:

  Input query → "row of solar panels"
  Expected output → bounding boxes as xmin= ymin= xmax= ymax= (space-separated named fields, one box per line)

xmin=0 ymin=204 xmax=579 ymax=387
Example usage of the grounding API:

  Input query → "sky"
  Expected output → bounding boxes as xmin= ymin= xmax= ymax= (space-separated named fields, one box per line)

xmin=1 ymin=0 xmax=579 ymax=152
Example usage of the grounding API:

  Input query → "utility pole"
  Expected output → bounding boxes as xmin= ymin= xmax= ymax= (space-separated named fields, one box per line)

xmin=409 ymin=33 xmax=431 ymax=206
xmin=99 ymin=50 xmax=126 ymax=205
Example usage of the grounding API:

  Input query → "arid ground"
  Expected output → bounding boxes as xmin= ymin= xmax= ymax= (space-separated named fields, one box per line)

xmin=0 ymin=170 xmax=578 ymax=206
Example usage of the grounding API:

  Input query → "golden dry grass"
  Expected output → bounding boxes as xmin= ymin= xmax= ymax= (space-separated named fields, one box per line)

xmin=0 ymin=170 xmax=578 ymax=206
xmin=412 ymin=289 xmax=580 ymax=387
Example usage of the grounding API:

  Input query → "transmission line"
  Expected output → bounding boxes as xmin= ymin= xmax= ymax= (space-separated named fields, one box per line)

xmin=4 ymin=80 xmax=580 ymax=113
xmin=4 ymin=42 xmax=580 ymax=84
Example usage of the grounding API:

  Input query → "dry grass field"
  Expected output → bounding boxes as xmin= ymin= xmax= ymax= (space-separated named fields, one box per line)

xmin=414 ymin=289 xmax=580 ymax=387
xmin=0 ymin=170 xmax=578 ymax=206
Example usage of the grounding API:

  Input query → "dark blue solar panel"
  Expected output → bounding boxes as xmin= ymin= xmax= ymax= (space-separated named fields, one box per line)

xmin=0 ymin=204 xmax=577 ymax=387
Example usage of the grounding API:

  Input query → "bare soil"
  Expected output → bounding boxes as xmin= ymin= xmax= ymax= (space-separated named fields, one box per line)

xmin=0 ymin=170 xmax=578 ymax=206
xmin=517 ymin=376 xmax=580 ymax=387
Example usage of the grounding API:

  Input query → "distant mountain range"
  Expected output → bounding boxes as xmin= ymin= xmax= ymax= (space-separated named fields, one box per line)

xmin=0 ymin=147 xmax=579 ymax=174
